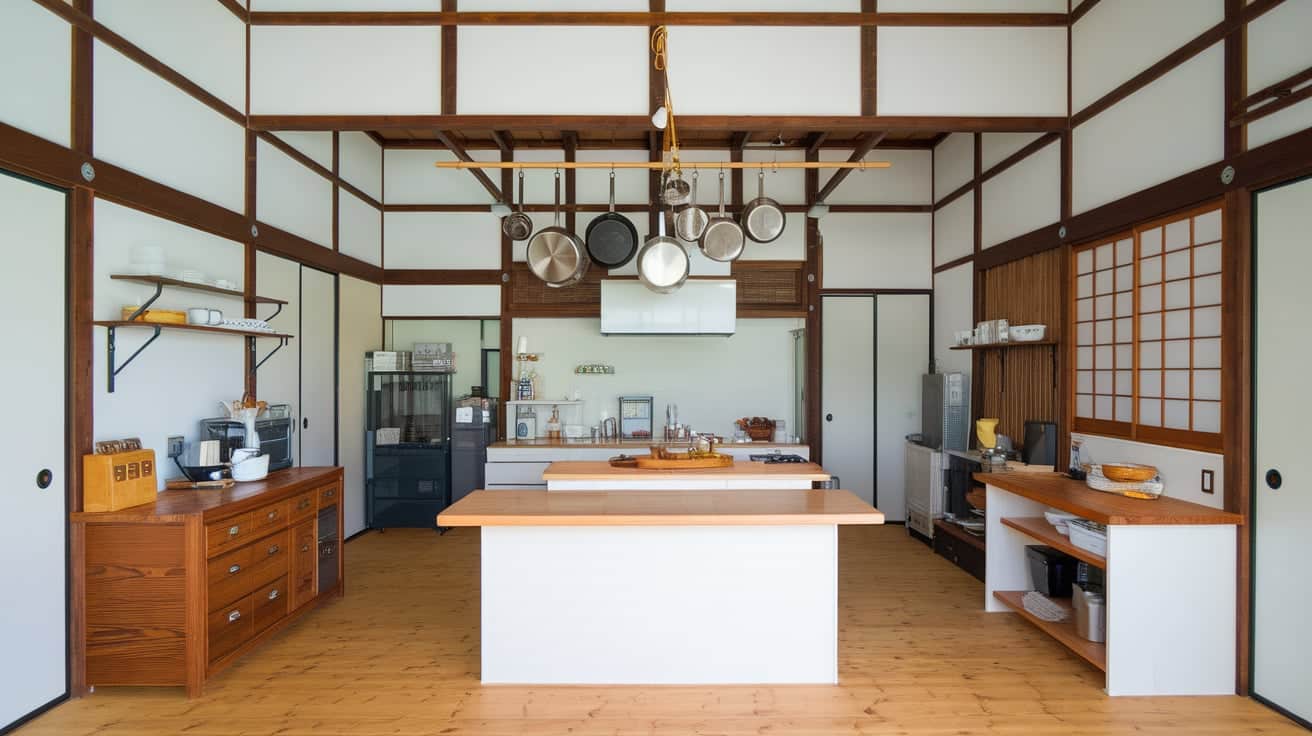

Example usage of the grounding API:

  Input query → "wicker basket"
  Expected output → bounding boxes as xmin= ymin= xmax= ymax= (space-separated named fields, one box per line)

xmin=746 ymin=423 xmax=774 ymax=442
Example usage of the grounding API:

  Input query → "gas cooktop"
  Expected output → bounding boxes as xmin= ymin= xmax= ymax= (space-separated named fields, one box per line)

xmin=750 ymin=453 xmax=808 ymax=464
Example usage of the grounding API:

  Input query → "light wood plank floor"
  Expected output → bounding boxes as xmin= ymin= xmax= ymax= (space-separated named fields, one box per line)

xmin=20 ymin=525 xmax=1303 ymax=735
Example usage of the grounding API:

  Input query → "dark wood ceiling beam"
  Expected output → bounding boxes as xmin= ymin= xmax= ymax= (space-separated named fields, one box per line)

xmin=248 ymin=11 xmax=1067 ymax=26
xmin=215 ymin=0 xmax=248 ymax=22
xmin=251 ymin=114 xmax=1067 ymax=133
xmin=803 ymin=132 xmax=829 ymax=156
xmin=434 ymin=130 xmax=507 ymax=203
xmin=814 ymin=131 xmax=887 ymax=204
xmin=489 ymin=129 xmax=514 ymax=155
xmin=731 ymin=131 xmax=752 ymax=151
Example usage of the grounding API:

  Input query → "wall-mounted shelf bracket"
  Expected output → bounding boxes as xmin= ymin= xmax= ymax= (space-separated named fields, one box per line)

xmin=250 ymin=336 xmax=290 ymax=373
xmin=123 ymin=281 xmax=165 ymax=322
xmin=262 ymin=302 xmax=284 ymax=323
xmin=107 ymin=324 xmax=162 ymax=393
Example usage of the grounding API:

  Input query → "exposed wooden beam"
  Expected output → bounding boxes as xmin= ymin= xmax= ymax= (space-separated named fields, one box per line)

xmin=814 ymin=131 xmax=887 ymax=203
xmin=1230 ymin=65 xmax=1312 ymax=127
xmin=803 ymin=132 xmax=829 ymax=156
xmin=215 ymin=0 xmax=248 ymax=22
xmin=489 ymin=129 xmax=514 ymax=155
xmin=384 ymin=269 xmax=503 ymax=285
xmin=731 ymin=131 xmax=752 ymax=151
xmin=364 ymin=130 xmax=388 ymax=147
xmin=250 ymin=114 xmax=1068 ymax=133
xmin=1069 ymin=0 xmax=1101 ymax=24
xmin=977 ymin=131 xmax=1060 ymax=185
xmin=247 ymin=11 xmax=1068 ymax=26
xmin=434 ymin=130 xmax=507 ymax=203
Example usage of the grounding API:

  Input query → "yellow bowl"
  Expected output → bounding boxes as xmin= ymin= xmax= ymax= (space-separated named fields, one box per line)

xmin=1101 ymin=463 xmax=1158 ymax=483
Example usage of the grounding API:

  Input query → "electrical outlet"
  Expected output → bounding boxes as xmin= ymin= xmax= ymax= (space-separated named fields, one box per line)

xmin=1201 ymin=469 xmax=1215 ymax=494
xmin=167 ymin=435 xmax=184 ymax=459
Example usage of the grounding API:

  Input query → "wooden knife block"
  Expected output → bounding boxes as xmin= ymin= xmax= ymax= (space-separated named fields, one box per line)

xmin=83 ymin=449 xmax=157 ymax=512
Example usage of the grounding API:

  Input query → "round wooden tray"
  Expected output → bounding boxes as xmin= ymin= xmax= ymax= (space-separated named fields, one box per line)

xmin=608 ymin=454 xmax=734 ymax=470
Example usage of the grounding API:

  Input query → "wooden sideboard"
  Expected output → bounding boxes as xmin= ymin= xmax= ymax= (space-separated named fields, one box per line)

xmin=71 ymin=466 xmax=344 ymax=697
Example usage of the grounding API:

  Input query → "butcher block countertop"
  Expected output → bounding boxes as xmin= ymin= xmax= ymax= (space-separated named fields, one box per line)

xmin=542 ymin=460 xmax=830 ymax=481
xmin=437 ymin=489 xmax=883 ymax=527
xmin=491 ymin=439 xmax=809 ymax=450
xmin=70 ymin=466 xmax=342 ymax=522
xmin=977 ymin=471 xmax=1243 ymax=526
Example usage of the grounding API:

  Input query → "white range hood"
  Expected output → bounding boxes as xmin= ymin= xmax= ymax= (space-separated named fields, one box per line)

xmin=600 ymin=280 xmax=736 ymax=336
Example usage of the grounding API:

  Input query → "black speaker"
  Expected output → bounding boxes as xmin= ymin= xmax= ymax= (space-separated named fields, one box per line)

xmin=1022 ymin=421 xmax=1058 ymax=466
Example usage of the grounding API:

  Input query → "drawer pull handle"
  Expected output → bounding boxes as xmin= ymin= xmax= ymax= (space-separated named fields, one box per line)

xmin=227 ymin=610 xmax=241 ymax=623
xmin=267 ymin=510 xmax=278 ymax=520
xmin=268 ymin=589 xmax=280 ymax=600
xmin=300 ymin=544 xmax=310 ymax=552
xmin=268 ymin=545 xmax=280 ymax=556
xmin=298 ymin=499 xmax=311 ymax=510
xmin=325 ymin=489 xmax=335 ymax=498
xmin=228 ymin=564 xmax=241 ymax=574
xmin=228 ymin=525 xmax=240 ymax=537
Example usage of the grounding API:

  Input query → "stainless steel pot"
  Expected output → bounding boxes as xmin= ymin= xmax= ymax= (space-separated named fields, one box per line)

xmin=660 ymin=170 xmax=691 ymax=206
xmin=501 ymin=169 xmax=532 ymax=241
xmin=741 ymin=170 xmax=786 ymax=244
xmin=674 ymin=170 xmax=709 ymax=242
xmin=526 ymin=171 xmax=590 ymax=288
xmin=637 ymin=209 xmax=689 ymax=294
xmin=699 ymin=170 xmax=745 ymax=262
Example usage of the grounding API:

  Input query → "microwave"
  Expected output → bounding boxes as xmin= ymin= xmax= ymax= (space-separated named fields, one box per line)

xmin=200 ymin=415 xmax=294 ymax=471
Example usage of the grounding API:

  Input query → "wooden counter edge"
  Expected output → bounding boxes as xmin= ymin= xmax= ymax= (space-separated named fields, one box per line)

xmin=70 ymin=466 xmax=344 ymax=522
xmin=975 ymin=471 xmax=1244 ymax=526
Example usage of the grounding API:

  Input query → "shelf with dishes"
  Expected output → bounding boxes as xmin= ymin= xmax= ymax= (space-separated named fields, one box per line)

xmin=1000 ymin=516 xmax=1106 ymax=569
xmin=948 ymin=340 xmax=1058 ymax=351
xmin=992 ymin=590 xmax=1107 ymax=671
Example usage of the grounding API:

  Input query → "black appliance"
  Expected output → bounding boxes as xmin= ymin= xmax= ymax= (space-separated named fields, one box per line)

xmin=750 ymin=453 xmax=807 ymax=464
xmin=317 ymin=505 xmax=338 ymax=592
xmin=365 ymin=370 xmax=452 ymax=529
xmin=451 ymin=400 xmax=497 ymax=505
xmin=1026 ymin=545 xmax=1077 ymax=597
xmin=946 ymin=452 xmax=982 ymax=518
xmin=1022 ymin=421 xmax=1058 ymax=466
xmin=199 ymin=415 xmax=294 ymax=470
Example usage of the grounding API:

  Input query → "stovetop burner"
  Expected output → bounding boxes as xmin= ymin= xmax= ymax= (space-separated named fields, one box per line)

xmin=750 ymin=453 xmax=807 ymax=464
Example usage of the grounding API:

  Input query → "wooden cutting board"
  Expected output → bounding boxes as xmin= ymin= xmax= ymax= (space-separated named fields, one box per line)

xmin=608 ymin=454 xmax=734 ymax=470
xmin=165 ymin=478 xmax=235 ymax=490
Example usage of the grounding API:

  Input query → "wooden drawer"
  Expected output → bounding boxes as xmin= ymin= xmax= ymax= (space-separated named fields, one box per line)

xmin=206 ymin=512 xmax=254 ymax=558
xmin=207 ymin=530 xmax=290 ymax=613
xmin=208 ymin=594 xmax=254 ymax=664
xmin=933 ymin=522 xmax=986 ymax=583
xmin=249 ymin=500 xmax=290 ymax=536
xmin=291 ymin=519 xmax=317 ymax=610
xmin=289 ymin=489 xmax=317 ymax=522
xmin=246 ymin=529 xmax=290 ymax=589
xmin=253 ymin=574 xmax=289 ymax=634
xmin=318 ymin=483 xmax=340 ymax=507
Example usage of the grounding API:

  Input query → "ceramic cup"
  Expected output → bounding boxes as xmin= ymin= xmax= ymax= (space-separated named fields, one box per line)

xmin=230 ymin=448 xmax=260 ymax=465
xmin=207 ymin=309 xmax=223 ymax=325
xmin=187 ymin=307 xmax=210 ymax=325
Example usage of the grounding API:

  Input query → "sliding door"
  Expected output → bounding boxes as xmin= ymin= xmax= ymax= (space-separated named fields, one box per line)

xmin=300 ymin=266 xmax=337 ymax=467
xmin=822 ymin=297 xmax=876 ymax=505
xmin=0 ymin=171 xmax=67 ymax=729
xmin=874 ymin=294 xmax=930 ymax=523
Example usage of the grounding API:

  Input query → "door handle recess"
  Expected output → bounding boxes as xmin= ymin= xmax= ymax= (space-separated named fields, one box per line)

xmin=825 ymin=413 xmax=834 ymax=422
xmin=1266 ymin=469 xmax=1282 ymax=490
xmin=303 ymin=418 xmax=309 ymax=430
xmin=36 ymin=469 xmax=53 ymax=489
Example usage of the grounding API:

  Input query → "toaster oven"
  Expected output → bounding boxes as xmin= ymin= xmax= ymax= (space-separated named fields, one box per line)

xmin=199 ymin=415 xmax=294 ymax=471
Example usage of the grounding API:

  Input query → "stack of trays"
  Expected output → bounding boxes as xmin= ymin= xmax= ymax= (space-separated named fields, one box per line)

xmin=367 ymin=351 xmax=411 ymax=371
xmin=413 ymin=342 xmax=454 ymax=373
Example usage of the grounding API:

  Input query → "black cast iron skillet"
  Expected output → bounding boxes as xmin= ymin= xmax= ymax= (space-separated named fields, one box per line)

xmin=585 ymin=171 xmax=639 ymax=269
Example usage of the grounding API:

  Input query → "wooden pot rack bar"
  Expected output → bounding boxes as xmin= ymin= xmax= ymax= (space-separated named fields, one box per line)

xmin=432 ymin=160 xmax=892 ymax=170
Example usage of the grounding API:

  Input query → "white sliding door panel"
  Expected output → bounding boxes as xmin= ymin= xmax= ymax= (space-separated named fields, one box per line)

xmin=981 ymin=140 xmax=1060 ymax=248
xmin=257 ymin=139 xmax=334 ymax=247
xmin=875 ymin=294 xmax=930 ymax=522
xmin=338 ymin=190 xmax=382 ymax=267
xmin=821 ymin=213 xmax=932 ymax=290
xmin=0 ymin=173 xmax=67 ymax=730
xmin=0 ymin=2 xmax=71 ymax=147
xmin=1073 ymin=0 xmax=1222 ymax=113
xmin=96 ymin=0 xmax=245 ymax=110
xmin=256 ymin=253 xmax=302 ymax=444
xmin=339 ymin=132 xmax=382 ymax=202
xmin=458 ymin=27 xmax=647 ymax=114
xmin=338 ymin=276 xmax=382 ymax=537
xmin=933 ymin=133 xmax=974 ymax=202
xmin=934 ymin=194 xmax=974 ymax=266
xmin=300 ymin=267 xmax=337 ymax=467
xmin=383 ymin=285 xmax=501 ymax=317
xmin=1253 ymin=177 xmax=1312 ymax=725
xmin=251 ymin=27 xmax=441 ymax=114
xmin=94 ymin=42 xmax=245 ymax=213
xmin=822 ymin=297 xmax=875 ymax=505
xmin=818 ymin=149 xmax=931 ymax=205
xmin=1073 ymin=46 xmax=1224 ymax=215
xmin=878 ymin=27 xmax=1066 ymax=116
xmin=667 ymin=27 xmax=860 ymax=115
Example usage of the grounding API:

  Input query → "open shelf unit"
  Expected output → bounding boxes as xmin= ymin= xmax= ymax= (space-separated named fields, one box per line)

xmin=949 ymin=340 xmax=1057 ymax=351
xmin=1000 ymin=516 xmax=1106 ymax=568
xmin=993 ymin=590 xmax=1106 ymax=671
xmin=97 ymin=275 xmax=292 ymax=392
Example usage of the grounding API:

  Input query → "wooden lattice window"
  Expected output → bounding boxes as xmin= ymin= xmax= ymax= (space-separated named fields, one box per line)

xmin=1071 ymin=201 xmax=1224 ymax=452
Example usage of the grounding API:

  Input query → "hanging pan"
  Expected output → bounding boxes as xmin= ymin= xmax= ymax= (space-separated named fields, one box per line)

xmin=740 ymin=169 xmax=786 ymax=244
xmin=501 ymin=169 xmax=533 ymax=241
xmin=526 ymin=171 xmax=590 ymax=288
xmin=674 ymin=169 xmax=709 ymax=242
xmin=585 ymin=171 xmax=639 ymax=269
xmin=637 ymin=208 xmax=689 ymax=294
xmin=699 ymin=170 xmax=745 ymax=262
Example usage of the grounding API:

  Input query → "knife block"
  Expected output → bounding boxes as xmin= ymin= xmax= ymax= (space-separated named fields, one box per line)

xmin=84 ymin=449 xmax=157 ymax=512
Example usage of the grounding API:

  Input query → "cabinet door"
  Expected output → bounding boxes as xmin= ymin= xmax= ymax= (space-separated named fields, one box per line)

xmin=300 ymin=266 xmax=337 ymax=467
xmin=874 ymin=294 xmax=930 ymax=522
xmin=0 ymin=172 xmax=67 ymax=730
xmin=291 ymin=519 xmax=317 ymax=610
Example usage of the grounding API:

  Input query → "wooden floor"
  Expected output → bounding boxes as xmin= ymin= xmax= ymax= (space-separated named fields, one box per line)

xmin=21 ymin=525 xmax=1302 ymax=735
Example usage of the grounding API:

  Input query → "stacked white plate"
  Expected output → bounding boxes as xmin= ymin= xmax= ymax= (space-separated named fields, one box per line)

xmin=177 ymin=269 xmax=208 ymax=284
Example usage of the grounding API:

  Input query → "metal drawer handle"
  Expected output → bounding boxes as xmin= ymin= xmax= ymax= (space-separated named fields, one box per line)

xmin=268 ymin=545 xmax=280 ymax=556
xmin=267 ymin=510 xmax=278 ymax=520
xmin=298 ymin=498 xmax=311 ymax=510
xmin=228 ymin=564 xmax=241 ymax=575
xmin=324 ymin=489 xmax=335 ymax=498
xmin=228 ymin=525 xmax=240 ymax=537
xmin=227 ymin=610 xmax=241 ymax=623
xmin=268 ymin=589 xmax=279 ymax=601
xmin=301 ymin=544 xmax=310 ymax=553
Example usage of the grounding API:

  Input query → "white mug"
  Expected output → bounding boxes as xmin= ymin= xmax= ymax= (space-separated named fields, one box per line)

xmin=187 ymin=308 xmax=209 ymax=325
xmin=207 ymin=309 xmax=223 ymax=325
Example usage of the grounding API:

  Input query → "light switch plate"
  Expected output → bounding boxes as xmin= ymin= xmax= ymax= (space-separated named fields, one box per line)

xmin=1201 ymin=469 xmax=1215 ymax=494
xmin=167 ymin=435 xmax=184 ymax=459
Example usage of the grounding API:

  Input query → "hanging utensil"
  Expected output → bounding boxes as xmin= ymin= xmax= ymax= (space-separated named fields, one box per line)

xmin=660 ymin=169 xmax=691 ymax=206
xmin=585 ymin=170 xmax=639 ymax=269
xmin=740 ymin=169 xmax=786 ymax=244
xmin=674 ymin=169 xmax=709 ymax=242
xmin=699 ymin=169 xmax=746 ymax=262
xmin=501 ymin=169 xmax=533 ymax=242
xmin=526 ymin=171 xmax=590 ymax=288
xmin=637 ymin=207 xmax=689 ymax=294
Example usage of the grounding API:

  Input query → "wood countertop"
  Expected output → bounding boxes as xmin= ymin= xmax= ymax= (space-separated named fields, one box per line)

xmin=541 ymin=460 xmax=830 ymax=480
xmin=976 ymin=471 xmax=1243 ymax=526
xmin=490 ymin=440 xmax=809 ymax=450
xmin=70 ymin=466 xmax=343 ymax=522
xmin=437 ymin=489 xmax=883 ymax=527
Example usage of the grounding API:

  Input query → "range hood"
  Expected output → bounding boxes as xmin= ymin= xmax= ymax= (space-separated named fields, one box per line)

xmin=600 ymin=280 xmax=736 ymax=336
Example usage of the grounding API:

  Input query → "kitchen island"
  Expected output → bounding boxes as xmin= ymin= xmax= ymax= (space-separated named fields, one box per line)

xmin=541 ymin=459 xmax=829 ymax=491
xmin=438 ymin=488 xmax=882 ymax=684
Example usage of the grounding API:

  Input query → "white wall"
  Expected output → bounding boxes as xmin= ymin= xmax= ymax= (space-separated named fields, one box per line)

xmin=385 ymin=319 xmax=492 ymax=399
xmin=934 ymin=133 xmax=974 ymax=202
xmin=257 ymin=138 xmax=335 ymax=246
xmin=934 ymin=194 xmax=973 ymax=267
xmin=933 ymin=263 xmax=974 ymax=376
xmin=339 ymin=189 xmax=383 ymax=267
xmin=384 ymin=212 xmax=502 ymax=270
xmin=821 ymin=213 xmax=932 ymax=290
xmin=339 ymin=131 xmax=383 ymax=202
xmin=818 ymin=149 xmax=932 ymax=205
xmin=275 ymin=131 xmax=335 ymax=171
xmin=385 ymin=148 xmax=500 ymax=205
xmin=1073 ymin=433 xmax=1223 ymax=510
xmin=513 ymin=317 xmax=803 ymax=438
xmin=981 ymin=139 xmax=1060 ymax=248
xmin=1246 ymin=0 xmax=1312 ymax=148
xmin=0 ymin=2 xmax=71 ymax=147
xmin=383 ymin=284 xmax=502 ymax=317
xmin=339 ymin=275 xmax=382 ymax=537
xmin=980 ymin=132 xmax=1043 ymax=171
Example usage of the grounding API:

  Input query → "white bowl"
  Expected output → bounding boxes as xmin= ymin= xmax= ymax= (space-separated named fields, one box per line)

xmin=231 ymin=454 xmax=269 ymax=482
xmin=1011 ymin=324 xmax=1047 ymax=342
xmin=1044 ymin=508 xmax=1079 ymax=535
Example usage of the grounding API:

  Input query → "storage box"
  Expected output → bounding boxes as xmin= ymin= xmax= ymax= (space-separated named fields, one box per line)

xmin=83 ymin=449 xmax=157 ymax=512
xmin=1025 ymin=545 xmax=1077 ymax=597
xmin=1068 ymin=518 xmax=1108 ymax=557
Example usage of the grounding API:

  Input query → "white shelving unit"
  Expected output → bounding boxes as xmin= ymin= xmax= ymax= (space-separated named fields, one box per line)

xmin=507 ymin=400 xmax=585 ymax=439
